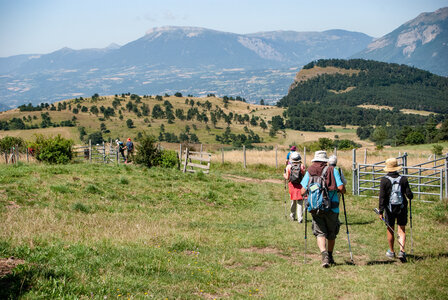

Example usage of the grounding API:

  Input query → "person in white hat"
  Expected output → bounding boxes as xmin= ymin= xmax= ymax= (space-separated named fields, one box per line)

xmin=378 ymin=157 xmax=413 ymax=262
xmin=283 ymin=151 xmax=306 ymax=222
xmin=300 ymin=150 xmax=346 ymax=268
xmin=328 ymin=155 xmax=347 ymax=185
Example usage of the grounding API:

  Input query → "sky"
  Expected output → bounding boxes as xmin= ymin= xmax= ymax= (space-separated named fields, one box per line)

xmin=0 ymin=0 xmax=447 ymax=57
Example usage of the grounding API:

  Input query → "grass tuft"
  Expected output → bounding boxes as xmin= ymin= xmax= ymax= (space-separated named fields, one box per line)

xmin=72 ymin=202 xmax=90 ymax=213
xmin=84 ymin=184 xmax=102 ymax=194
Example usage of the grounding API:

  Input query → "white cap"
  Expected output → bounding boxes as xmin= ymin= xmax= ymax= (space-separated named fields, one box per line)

xmin=329 ymin=155 xmax=337 ymax=165
xmin=290 ymin=151 xmax=301 ymax=162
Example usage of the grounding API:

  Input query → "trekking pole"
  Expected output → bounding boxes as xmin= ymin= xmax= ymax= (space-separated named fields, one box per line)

xmin=304 ymin=198 xmax=307 ymax=264
xmin=409 ymin=199 xmax=413 ymax=255
xmin=284 ymin=179 xmax=288 ymax=219
xmin=341 ymin=193 xmax=354 ymax=263
xmin=373 ymin=208 xmax=404 ymax=249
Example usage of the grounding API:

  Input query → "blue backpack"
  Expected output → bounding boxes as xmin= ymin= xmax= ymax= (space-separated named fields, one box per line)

xmin=306 ymin=166 xmax=331 ymax=213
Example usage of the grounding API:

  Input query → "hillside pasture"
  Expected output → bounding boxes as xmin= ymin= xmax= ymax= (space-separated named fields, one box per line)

xmin=0 ymin=95 xmax=281 ymax=145
xmin=0 ymin=163 xmax=447 ymax=299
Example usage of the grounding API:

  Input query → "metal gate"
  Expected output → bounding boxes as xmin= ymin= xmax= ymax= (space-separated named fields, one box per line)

xmin=352 ymin=150 xmax=447 ymax=201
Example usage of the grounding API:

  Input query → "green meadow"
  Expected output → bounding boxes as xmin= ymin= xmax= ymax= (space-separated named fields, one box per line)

xmin=1 ymin=163 xmax=447 ymax=299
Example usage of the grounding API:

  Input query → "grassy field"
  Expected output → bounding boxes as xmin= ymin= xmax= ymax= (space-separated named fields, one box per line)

xmin=1 ymin=162 xmax=447 ymax=299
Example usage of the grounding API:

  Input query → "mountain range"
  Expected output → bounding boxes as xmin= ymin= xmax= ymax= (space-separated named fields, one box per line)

xmin=0 ymin=7 xmax=447 ymax=111
xmin=0 ymin=27 xmax=373 ymax=110
xmin=352 ymin=7 xmax=448 ymax=76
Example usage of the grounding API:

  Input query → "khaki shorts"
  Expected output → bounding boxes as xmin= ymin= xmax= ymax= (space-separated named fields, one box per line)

xmin=311 ymin=211 xmax=340 ymax=240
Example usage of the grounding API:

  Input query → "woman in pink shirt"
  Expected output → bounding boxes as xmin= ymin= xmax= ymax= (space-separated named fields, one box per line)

xmin=283 ymin=152 xmax=306 ymax=222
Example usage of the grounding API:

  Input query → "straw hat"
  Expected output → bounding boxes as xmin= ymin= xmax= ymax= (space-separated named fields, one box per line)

xmin=290 ymin=151 xmax=301 ymax=163
xmin=329 ymin=155 xmax=337 ymax=166
xmin=384 ymin=158 xmax=402 ymax=172
xmin=311 ymin=150 xmax=329 ymax=162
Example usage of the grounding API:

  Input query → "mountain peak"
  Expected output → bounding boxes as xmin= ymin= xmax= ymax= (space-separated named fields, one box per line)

xmin=145 ymin=26 xmax=209 ymax=37
xmin=406 ymin=7 xmax=448 ymax=26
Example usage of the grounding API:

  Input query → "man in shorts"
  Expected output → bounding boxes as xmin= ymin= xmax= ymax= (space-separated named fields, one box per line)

xmin=378 ymin=157 xmax=413 ymax=262
xmin=301 ymin=150 xmax=346 ymax=268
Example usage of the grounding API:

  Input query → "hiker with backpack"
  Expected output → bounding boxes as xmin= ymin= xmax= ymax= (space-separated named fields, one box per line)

xmin=300 ymin=150 xmax=346 ymax=268
xmin=116 ymin=139 xmax=127 ymax=163
xmin=285 ymin=146 xmax=297 ymax=166
xmin=126 ymin=138 xmax=134 ymax=163
xmin=378 ymin=157 xmax=413 ymax=262
xmin=283 ymin=152 xmax=306 ymax=222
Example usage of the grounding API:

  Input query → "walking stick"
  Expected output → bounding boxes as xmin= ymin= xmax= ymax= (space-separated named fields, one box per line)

xmin=304 ymin=197 xmax=308 ymax=264
xmin=341 ymin=193 xmax=354 ymax=263
xmin=284 ymin=179 xmax=288 ymax=219
xmin=409 ymin=199 xmax=413 ymax=255
xmin=373 ymin=208 xmax=404 ymax=249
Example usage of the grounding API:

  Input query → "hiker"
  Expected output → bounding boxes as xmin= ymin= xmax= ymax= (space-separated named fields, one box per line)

xmin=328 ymin=155 xmax=347 ymax=185
xmin=116 ymin=139 xmax=127 ymax=163
xmin=378 ymin=157 xmax=413 ymax=262
xmin=283 ymin=152 xmax=306 ymax=222
xmin=300 ymin=150 xmax=346 ymax=268
xmin=286 ymin=146 xmax=297 ymax=165
xmin=126 ymin=138 xmax=134 ymax=163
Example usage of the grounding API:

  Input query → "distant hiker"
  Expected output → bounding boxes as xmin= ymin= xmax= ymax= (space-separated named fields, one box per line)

xmin=116 ymin=139 xmax=127 ymax=163
xmin=378 ymin=157 xmax=413 ymax=262
xmin=126 ymin=138 xmax=134 ymax=163
xmin=300 ymin=150 xmax=346 ymax=268
xmin=328 ymin=155 xmax=347 ymax=185
xmin=283 ymin=152 xmax=306 ymax=222
xmin=286 ymin=146 xmax=297 ymax=165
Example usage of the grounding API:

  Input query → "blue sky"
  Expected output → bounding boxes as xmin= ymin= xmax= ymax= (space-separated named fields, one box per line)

xmin=0 ymin=0 xmax=447 ymax=57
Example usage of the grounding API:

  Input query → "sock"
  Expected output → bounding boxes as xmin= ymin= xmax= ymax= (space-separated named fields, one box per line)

xmin=321 ymin=251 xmax=328 ymax=259
xmin=328 ymin=251 xmax=333 ymax=258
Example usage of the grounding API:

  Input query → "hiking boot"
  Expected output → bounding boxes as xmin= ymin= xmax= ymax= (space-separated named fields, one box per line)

xmin=386 ymin=250 xmax=395 ymax=259
xmin=398 ymin=251 xmax=407 ymax=263
xmin=321 ymin=251 xmax=330 ymax=268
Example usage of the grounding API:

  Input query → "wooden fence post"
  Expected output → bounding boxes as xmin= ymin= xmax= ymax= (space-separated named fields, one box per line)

xmin=275 ymin=145 xmax=278 ymax=169
xmin=221 ymin=147 xmax=224 ymax=164
xmin=102 ymin=141 xmax=106 ymax=163
xmin=26 ymin=147 xmax=29 ymax=163
xmin=334 ymin=147 xmax=337 ymax=156
xmin=243 ymin=145 xmax=246 ymax=169
xmin=303 ymin=147 xmax=306 ymax=166
xmin=352 ymin=149 xmax=357 ymax=195
xmin=364 ymin=148 xmax=367 ymax=164
xmin=179 ymin=144 xmax=182 ymax=162
xmin=89 ymin=140 xmax=92 ymax=163
xmin=183 ymin=148 xmax=189 ymax=173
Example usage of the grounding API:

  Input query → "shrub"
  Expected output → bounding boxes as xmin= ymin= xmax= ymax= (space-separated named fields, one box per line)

xmin=28 ymin=134 xmax=74 ymax=164
xmin=0 ymin=136 xmax=25 ymax=153
xmin=135 ymin=135 xmax=161 ymax=168
xmin=158 ymin=150 xmax=179 ymax=168
xmin=432 ymin=144 xmax=443 ymax=156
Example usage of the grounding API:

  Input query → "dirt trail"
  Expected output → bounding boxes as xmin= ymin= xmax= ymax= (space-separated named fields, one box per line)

xmin=223 ymin=174 xmax=283 ymax=184
xmin=0 ymin=257 xmax=25 ymax=277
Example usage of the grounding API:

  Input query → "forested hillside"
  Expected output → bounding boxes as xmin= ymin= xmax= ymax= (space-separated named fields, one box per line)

xmin=278 ymin=59 xmax=448 ymax=132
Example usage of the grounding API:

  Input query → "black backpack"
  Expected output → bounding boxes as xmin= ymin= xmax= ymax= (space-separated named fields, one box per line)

xmin=289 ymin=164 xmax=303 ymax=184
